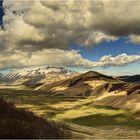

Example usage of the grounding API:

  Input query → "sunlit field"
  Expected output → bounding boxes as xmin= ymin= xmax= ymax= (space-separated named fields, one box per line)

xmin=0 ymin=88 xmax=140 ymax=138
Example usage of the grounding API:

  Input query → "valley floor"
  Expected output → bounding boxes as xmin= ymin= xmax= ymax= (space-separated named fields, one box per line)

xmin=0 ymin=88 xmax=140 ymax=139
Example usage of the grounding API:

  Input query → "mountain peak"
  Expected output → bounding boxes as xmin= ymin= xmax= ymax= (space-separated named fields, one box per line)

xmin=9 ymin=65 xmax=71 ymax=77
xmin=79 ymin=71 xmax=115 ymax=81
xmin=82 ymin=71 xmax=102 ymax=76
xmin=0 ymin=65 xmax=73 ymax=84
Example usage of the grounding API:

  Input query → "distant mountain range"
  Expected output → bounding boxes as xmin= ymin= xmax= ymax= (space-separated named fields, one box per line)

xmin=0 ymin=66 xmax=140 ymax=86
xmin=0 ymin=66 xmax=78 ymax=86
xmin=4 ymin=66 xmax=71 ymax=79
xmin=118 ymin=74 xmax=140 ymax=84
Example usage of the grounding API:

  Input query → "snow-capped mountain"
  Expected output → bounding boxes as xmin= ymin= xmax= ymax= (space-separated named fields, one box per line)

xmin=0 ymin=73 xmax=3 ymax=79
xmin=0 ymin=73 xmax=4 ymax=83
xmin=0 ymin=66 xmax=74 ymax=86
xmin=6 ymin=66 xmax=70 ymax=77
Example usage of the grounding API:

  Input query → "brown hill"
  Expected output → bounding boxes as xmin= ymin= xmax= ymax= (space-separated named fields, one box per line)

xmin=38 ymin=71 xmax=129 ymax=97
xmin=126 ymin=84 xmax=140 ymax=95
xmin=37 ymin=71 xmax=140 ymax=120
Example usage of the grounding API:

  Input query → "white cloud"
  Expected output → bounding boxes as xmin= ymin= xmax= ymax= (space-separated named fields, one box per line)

xmin=0 ymin=50 xmax=139 ymax=70
xmin=3 ymin=0 xmax=140 ymax=49
xmin=98 ymin=53 xmax=140 ymax=67
xmin=0 ymin=0 xmax=140 ymax=69
xmin=0 ymin=49 xmax=96 ymax=69
xmin=129 ymin=35 xmax=140 ymax=44
xmin=2 ymin=0 xmax=119 ymax=52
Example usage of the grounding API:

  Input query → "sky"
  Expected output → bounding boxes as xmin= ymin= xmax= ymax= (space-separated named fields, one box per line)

xmin=0 ymin=0 xmax=140 ymax=76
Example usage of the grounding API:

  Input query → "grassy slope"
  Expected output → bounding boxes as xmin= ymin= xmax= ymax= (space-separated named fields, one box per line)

xmin=1 ymin=89 xmax=140 ymax=138
xmin=48 ymin=98 xmax=140 ymax=128
xmin=0 ymin=89 xmax=139 ymax=128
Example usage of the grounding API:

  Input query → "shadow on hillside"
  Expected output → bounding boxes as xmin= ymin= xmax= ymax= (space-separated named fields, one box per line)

xmin=0 ymin=89 xmax=80 ymax=106
xmin=67 ymin=113 xmax=140 ymax=128
xmin=0 ymin=98 xmax=70 ymax=139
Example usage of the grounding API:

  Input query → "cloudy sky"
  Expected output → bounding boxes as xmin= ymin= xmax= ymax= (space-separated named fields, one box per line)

xmin=0 ymin=0 xmax=140 ymax=76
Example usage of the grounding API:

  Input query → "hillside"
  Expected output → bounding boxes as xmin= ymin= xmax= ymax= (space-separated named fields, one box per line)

xmin=37 ymin=71 xmax=140 ymax=120
xmin=0 ymin=98 xmax=69 ymax=139
xmin=1 ymin=70 xmax=140 ymax=121
xmin=0 ymin=89 xmax=140 ymax=139
xmin=0 ymin=71 xmax=140 ymax=138
xmin=118 ymin=74 xmax=140 ymax=84
xmin=38 ymin=71 xmax=128 ymax=97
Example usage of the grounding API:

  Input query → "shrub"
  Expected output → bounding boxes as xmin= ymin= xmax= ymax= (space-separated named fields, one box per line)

xmin=0 ymin=98 xmax=70 ymax=139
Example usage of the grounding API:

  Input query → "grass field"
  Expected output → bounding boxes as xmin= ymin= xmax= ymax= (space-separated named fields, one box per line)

xmin=0 ymin=88 xmax=140 ymax=138
xmin=0 ymin=89 xmax=139 ymax=127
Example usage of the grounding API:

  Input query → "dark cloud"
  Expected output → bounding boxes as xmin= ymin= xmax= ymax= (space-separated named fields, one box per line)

xmin=0 ymin=0 xmax=5 ymax=30
xmin=0 ymin=0 xmax=140 ymax=69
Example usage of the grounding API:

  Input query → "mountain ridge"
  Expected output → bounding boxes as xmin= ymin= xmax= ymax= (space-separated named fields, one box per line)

xmin=37 ymin=70 xmax=127 ymax=96
xmin=0 ymin=66 xmax=78 ymax=86
xmin=118 ymin=74 xmax=140 ymax=84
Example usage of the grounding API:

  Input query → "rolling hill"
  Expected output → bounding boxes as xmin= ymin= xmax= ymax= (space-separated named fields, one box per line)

xmin=0 ymin=70 xmax=140 ymax=138
xmin=37 ymin=71 xmax=140 ymax=120
xmin=38 ymin=71 xmax=128 ymax=96
xmin=1 ymin=69 xmax=140 ymax=120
